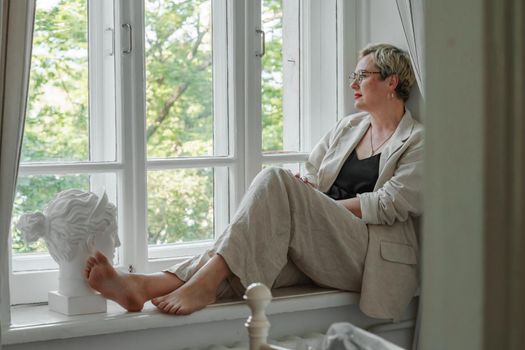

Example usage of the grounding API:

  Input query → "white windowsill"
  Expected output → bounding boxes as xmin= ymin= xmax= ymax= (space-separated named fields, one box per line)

xmin=3 ymin=287 xmax=360 ymax=346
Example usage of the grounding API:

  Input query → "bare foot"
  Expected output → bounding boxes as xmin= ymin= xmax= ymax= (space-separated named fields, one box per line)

xmin=85 ymin=251 xmax=146 ymax=312
xmin=151 ymin=254 xmax=230 ymax=315
xmin=152 ymin=279 xmax=217 ymax=315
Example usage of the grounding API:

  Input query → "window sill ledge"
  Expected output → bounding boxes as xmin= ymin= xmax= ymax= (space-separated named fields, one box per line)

xmin=3 ymin=286 xmax=360 ymax=346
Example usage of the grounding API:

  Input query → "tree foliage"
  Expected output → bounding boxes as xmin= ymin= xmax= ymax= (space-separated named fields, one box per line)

xmin=12 ymin=0 xmax=284 ymax=254
xmin=262 ymin=0 xmax=284 ymax=152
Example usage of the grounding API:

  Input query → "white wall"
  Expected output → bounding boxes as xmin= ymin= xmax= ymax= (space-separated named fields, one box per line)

xmin=421 ymin=0 xmax=525 ymax=348
xmin=421 ymin=0 xmax=485 ymax=347
xmin=368 ymin=0 xmax=406 ymax=48
xmin=356 ymin=0 xmax=423 ymax=120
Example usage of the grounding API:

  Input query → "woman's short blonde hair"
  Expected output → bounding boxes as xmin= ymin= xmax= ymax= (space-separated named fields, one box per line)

xmin=359 ymin=43 xmax=415 ymax=102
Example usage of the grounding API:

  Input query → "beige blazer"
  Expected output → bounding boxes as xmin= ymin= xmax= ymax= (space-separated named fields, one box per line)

xmin=304 ymin=109 xmax=424 ymax=321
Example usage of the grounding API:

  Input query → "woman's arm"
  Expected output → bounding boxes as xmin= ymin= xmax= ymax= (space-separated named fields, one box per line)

xmin=338 ymin=197 xmax=362 ymax=218
xmin=357 ymin=133 xmax=424 ymax=225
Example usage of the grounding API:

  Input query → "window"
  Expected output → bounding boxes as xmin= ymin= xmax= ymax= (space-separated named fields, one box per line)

xmin=9 ymin=0 xmax=317 ymax=304
xmin=10 ymin=0 xmax=118 ymax=303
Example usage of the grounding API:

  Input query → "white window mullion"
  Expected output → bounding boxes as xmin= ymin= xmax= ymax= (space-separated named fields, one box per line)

xmin=244 ymin=0 xmax=263 ymax=186
xmin=18 ymin=162 xmax=123 ymax=175
xmin=336 ymin=0 xmax=359 ymax=119
xmin=212 ymin=0 xmax=230 ymax=239
xmin=147 ymin=157 xmax=235 ymax=170
xmin=261 ymin=152 xmax=308 ymax=164
xmin=300 ymin=0 xmax=312 ymax=152
xmin=116 ymin=0 xmax=148 ymax=273
xmin=89 ymin=0 xmax=117 ymax=164
xmin=89 ymin=0 xmax=118 ymax=240
xmin=282 ymin=0 xmax=301 ymax=152
xmin=227 ymin=0 xmax=246 ymax=215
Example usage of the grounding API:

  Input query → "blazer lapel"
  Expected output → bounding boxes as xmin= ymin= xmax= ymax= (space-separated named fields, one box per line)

xmin=337 ymin=116 xmax=371 ymax=160
xmin=378 ymin=109 xmax=415 ymax=173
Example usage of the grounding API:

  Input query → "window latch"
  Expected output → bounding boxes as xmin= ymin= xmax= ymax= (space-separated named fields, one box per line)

xmin=122 ymin=23 xmax=132 ymax=54
xmin=105 ymin=27 xmax=115 ymax=56
xmin=256 ymin=29 xmax=265 ymax=57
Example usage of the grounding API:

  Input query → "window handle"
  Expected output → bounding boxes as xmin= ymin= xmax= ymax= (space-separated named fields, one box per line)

xmin=105 ymin=27 xmax=115 ymax=56
xmin=256 ymin=29 xmax=265 ymax=57
xmin=122 ymin=23 xmax=132 ymax=54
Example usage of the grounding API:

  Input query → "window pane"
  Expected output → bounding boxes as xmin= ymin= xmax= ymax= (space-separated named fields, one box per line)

xmin=262 ymin=0 xmax=301 ymax=154
xmin=147 ymin=168 xmax=214 ymax=245
xmin=262 ymin=0 xmax=284 ymax=152
xmin=11 ymin=174 xmax=90 ymax=255
xmin=23 ymin=0 xmax=89 ymax=162
xmin=145 ymin=0 xmax=217 ymax=158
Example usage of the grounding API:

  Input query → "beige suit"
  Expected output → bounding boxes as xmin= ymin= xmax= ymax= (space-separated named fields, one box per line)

xmin=168 ymin=109 xmax=423 ymax=321
xmin=304 ymin=109 xmax=423 ymax=320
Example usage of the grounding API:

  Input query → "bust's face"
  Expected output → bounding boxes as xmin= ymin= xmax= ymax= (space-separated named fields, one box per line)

xmin=93 ymin=231 xmax=119 ymax=263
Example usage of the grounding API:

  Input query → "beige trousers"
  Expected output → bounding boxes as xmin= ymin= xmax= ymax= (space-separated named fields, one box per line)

xmin=166 ymin=167 xmax=369 ymax=298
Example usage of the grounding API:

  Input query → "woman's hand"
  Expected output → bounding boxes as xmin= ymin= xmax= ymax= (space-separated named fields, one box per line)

xmin=338 ymin=197 xmax=362 ymax=218
xmin=294 ymin=173 xmax=315 ymax=187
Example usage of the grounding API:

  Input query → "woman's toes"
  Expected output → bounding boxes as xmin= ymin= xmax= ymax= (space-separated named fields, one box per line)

xmin=152 ymin=293 xmax=172 ymax=307
xmin=156 ymin=301 xmax=168 ymax=310
xmin=153 ymin=295 xmax=166 ymax=304
xmin=157 ymin=300 xmax=176 ymax=313
xmin=167 ymin=304 xmax=179 ymax=314
xmin=162 ymin=302 xmax=174 ymax=312
xmin=165 ymin=305 xmax=174 ymax=313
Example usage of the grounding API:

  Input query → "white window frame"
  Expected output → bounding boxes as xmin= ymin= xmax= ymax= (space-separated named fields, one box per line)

xmin=7 ymin=0 xmax=352 ymax=311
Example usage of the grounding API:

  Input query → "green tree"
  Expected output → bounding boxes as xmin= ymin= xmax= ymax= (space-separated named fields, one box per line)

xmin=262 ymin=0 xmax=284 ymax=152
xmin=23 ymin=0 xmax=89 ymax=162
xmin=12 ymin=0 xmax=89 ymax=254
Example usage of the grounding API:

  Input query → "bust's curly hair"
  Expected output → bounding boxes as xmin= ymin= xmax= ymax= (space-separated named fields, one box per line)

xmin=17 ymin=189 xmax=119 ymax=262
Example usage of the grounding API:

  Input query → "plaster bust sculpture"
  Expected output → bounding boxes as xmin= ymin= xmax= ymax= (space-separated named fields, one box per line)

xmin=17 ymin=189 xmax=120 ymax=314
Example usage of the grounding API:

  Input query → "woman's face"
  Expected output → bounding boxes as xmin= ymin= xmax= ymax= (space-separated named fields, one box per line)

xmin=350 ymin=54 xmax=394 ymax=112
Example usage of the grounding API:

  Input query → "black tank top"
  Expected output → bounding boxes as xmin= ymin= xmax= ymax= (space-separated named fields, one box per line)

xmin=325 ymin=149 xmax=380 ymax=200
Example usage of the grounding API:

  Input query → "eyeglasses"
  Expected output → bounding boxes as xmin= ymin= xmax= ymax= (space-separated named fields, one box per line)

xmin=349 ymin=70 xmax=382 ymax=84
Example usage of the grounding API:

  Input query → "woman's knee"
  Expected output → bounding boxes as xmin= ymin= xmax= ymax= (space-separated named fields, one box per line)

xmin=249 ymin=167 xmax=294 ymax=195
xmin=257 ymin=166 xmax=290 ymax=182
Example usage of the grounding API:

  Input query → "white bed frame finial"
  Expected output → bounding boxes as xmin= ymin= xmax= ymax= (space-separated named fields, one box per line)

xmin=244 ymin=283 xmax=273 ymax=350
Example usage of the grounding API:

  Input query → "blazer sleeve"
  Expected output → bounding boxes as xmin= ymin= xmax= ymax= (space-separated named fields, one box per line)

xmin=357 ymin=135 xmax=423 ymax=225
xmin=303 ymin=119 xmax=346 ymax=188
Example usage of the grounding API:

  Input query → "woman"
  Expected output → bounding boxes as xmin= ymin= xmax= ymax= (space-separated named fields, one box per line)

xmin=85 ymin=43 xmax=423 ymax=321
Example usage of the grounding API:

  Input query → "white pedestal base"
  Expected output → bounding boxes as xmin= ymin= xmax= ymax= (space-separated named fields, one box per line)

xmin=48 ymin=291 xmax=107 ymax=315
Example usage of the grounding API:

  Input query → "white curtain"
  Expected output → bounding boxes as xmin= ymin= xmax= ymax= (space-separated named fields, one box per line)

xmin=0 ymin=0 xmax=36 ymax=336
xmin=396 ymin=0 xmax=425 ymax=99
